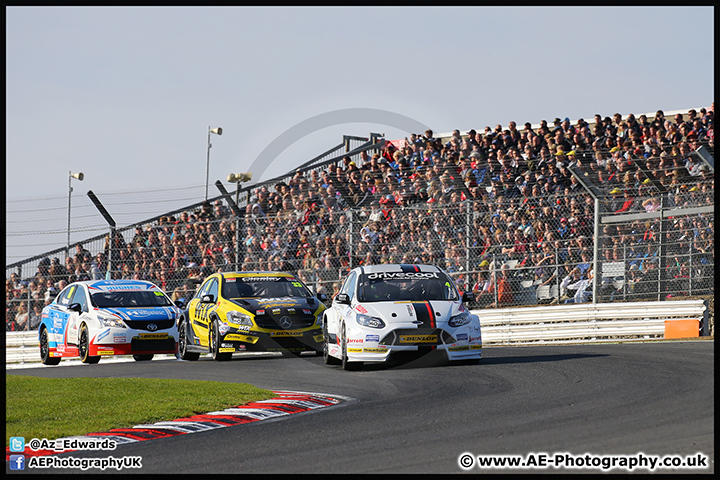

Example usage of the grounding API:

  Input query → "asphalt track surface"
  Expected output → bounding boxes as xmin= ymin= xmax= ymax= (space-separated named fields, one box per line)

xmin=6 ymin=341 xmax=714 ymax=474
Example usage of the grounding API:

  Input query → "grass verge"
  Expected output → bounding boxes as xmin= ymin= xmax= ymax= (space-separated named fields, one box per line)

xmin=6 ymin=375 xmax=275 ymax=443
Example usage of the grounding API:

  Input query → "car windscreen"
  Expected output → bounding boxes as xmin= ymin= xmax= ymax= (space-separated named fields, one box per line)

xmin=222 ymin=276 xmax=312 ymax=299
xmin=91 ymin=291 xmax=173 ymax=308
xmin=358 ymin=271 xmax=459 ymax=302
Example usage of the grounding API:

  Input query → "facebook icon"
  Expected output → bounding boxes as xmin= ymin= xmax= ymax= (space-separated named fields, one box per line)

xmin=9 ymin=454 xmax=25 ymax=470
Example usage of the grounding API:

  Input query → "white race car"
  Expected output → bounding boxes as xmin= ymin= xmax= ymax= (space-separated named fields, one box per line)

xmin=39 ymin=279 xmax=181 ymax=365
xmin=323 ymin=264 xmax=482 ymax=370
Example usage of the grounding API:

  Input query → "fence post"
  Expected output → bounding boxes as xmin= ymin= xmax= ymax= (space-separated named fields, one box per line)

xmin=348 ymin=209 xmax=355 ymax=270
xmin=592 ymin=197 xmax=599 ymax=304
xmin=107 ymin=227 xmax=114 ymax=279
xmin=492 ymin=254 xmax=498 ymax=307
xmin=688 ymin=239 xmax=693 ymax=296
xmin=465 ymin=200 xmax=471 ymax=275
xmin=622 ymin=243 xmax=627 ymax=302
xmin=26 ymin=288 xmax=32 ymax=332
xmin=554 ymin=245 xmax=560 ymax=304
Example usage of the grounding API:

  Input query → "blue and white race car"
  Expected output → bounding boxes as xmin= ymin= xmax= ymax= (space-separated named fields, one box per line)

xmin=39 ymin=279 xmax=181 ymax=365
xmin=323 ymin=264 xmax=482 ymax=370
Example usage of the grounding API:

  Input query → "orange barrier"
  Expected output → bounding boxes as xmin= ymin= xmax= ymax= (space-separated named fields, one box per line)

xmin=664 ymin=319 xmax=700 ymax=339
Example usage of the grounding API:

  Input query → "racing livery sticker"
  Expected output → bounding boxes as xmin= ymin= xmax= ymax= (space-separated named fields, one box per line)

xmin=411 ymin=302 xmax=436 ymax=329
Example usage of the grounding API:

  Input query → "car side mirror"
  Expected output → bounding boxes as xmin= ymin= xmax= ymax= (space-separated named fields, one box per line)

xmin=334 ymin=293 xmax=351 ymax=305
xmin=462 ymin=291 xmax=475 ymax=303
xmin=68 ymin=302 xmax=83 ymax=313
xmin=201 ymin=294 xmax=215 ymax=303
xmin=317 ymin=293 xmax=328 ymax=302
xmin=174 ymin=300 xmax=186 ymax=309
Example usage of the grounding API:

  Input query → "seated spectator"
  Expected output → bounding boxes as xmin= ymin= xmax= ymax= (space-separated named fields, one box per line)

xmin=474 ymin=271 xmax=496 ymax=308
xmin=476 ymin=264 xmax=514 ymax=309
xmin=14 ymin=302 xmax=30 ymax=331
xmin=642 ymin=196 xmax=662 ymax=212
xmin=565 ymin=266 xmax=593 ymax=303
xmin=559 ymin=267 xmax=582 ymax=302
xmin=29 ymin=303 xmax=43 ymax=330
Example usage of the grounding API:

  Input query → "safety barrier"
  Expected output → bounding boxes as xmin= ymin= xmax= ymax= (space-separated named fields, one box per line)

xmin=6 ymin=331 xmax=39 ymax=364
xmin=5 ymin=300 xmax=708 ymax=365
xmin=474 ymin=299 xmax=708 ymax=345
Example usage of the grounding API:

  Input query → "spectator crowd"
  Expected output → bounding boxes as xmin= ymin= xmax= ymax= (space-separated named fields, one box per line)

xmin=7 ymin=106 xmax=715 ymax=330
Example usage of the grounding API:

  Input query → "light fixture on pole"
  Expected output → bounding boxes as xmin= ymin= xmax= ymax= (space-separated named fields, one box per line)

xmin=67 ymin=171 xmax=84 ymax=260
xmin=227 ymin=172 xmax=252 ymax=270
xmin=227 ymin=172 xmax=252 ymax=183
xmin=206 ymin=126 xmax=223 ymax=201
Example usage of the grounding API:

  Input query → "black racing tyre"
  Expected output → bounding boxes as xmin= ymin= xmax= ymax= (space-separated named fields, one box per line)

xmin=210 ymin=319 xmax=232 ymax=361
xmin=39 ymin=328 xmax=61 ymax=365
xmin=341 ymin=323 xmax=362 ymax=371
xmin=323 ymin=319 xmax=341 ymax=365
xmin=178 ymin=318 xmax=200 ymax=361
xmin=133 ymin=354 xmax=154 ymax=361
xmin=78 ymin=324 xmax=100 ymax=364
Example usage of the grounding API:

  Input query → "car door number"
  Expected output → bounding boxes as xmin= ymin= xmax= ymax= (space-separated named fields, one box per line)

xmin=195 ymin=302 xmax=215 ymax=323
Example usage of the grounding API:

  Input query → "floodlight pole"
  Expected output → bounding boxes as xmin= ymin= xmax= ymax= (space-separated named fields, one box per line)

xmin=67 ymin=172 xmax=73 ymax=260
xmin=218 ymin=173 xmax=252 ymax=271
xmin=206 ymin=126 xmax=223 ymax=201
xmin=214 ymin=179 xmax=245 ymax=271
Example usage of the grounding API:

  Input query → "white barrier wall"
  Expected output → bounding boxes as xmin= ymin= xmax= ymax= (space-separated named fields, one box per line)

xmin=474 ymin=300 xmax=707 ymax=345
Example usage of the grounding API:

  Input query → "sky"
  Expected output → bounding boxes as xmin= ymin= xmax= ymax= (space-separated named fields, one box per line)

xmin=5 ymin=6 xmax=715 ymax=267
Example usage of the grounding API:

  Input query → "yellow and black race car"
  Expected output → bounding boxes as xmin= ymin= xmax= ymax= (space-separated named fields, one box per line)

xmin=177 ymin=271 xmax=327 ymax=361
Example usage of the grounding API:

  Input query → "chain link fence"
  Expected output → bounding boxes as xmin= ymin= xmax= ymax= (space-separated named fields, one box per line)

xmin=6 ymin=136 xmax=714 ymax=334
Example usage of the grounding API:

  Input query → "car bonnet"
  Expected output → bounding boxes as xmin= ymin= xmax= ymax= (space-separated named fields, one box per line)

xmin=354 ymin=299 xmax=461 ymax=327
xmin=100 ymin=306 xmax=179 ymax=321
xmin=226 ymin=296 xmax=323 ymax=316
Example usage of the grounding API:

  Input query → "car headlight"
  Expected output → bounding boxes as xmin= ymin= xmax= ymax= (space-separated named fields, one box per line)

xmin=448 ymin=312 xmax=471 ymax=328
xmin=226 ymin=311 xmax=253 ymax=327
xmin=356 ymin=314 xmax=385 ymax=329
xmin=97 ymin=315 xmax=127 ymax=329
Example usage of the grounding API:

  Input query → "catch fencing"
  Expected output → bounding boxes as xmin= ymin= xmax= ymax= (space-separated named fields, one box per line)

xmin=5 ymin=140 xmax=714 ymax=334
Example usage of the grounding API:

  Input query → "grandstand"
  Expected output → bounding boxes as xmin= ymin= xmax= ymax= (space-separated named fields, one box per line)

xmin=6 ymin=106 xmax=714 ymax=333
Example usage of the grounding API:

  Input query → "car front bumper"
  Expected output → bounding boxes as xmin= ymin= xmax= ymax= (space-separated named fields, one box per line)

xmin=341 ymin=325 xmax=482 ymax=363
xmin=220 ymin=328 xmax=324 ymax=353
xmin=91 ymin=329 xmax=178 ymax=356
